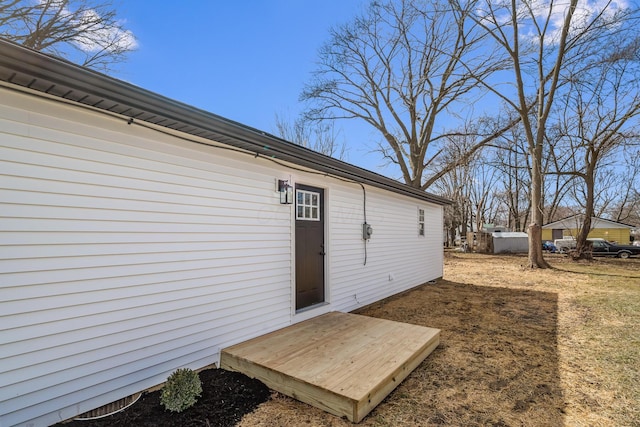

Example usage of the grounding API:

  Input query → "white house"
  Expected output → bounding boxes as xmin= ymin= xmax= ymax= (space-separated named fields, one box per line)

xmin=0 ymin=40 xmax=449 ymax=427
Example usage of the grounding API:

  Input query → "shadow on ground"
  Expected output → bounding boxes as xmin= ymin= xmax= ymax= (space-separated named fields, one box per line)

xmin=354 ymin=279 xmax=565 ymax=426
xmin=550 ymin=256 xmax=640 ymax=278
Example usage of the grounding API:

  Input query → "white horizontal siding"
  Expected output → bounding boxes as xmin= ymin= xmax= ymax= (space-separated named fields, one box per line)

xmin=326 ymin=184 xmax=443 ymax=312
xmin=0 ymin=89 xmax=294 ymax=427
xmin=1 ymin=87 xmax=445 ymax=427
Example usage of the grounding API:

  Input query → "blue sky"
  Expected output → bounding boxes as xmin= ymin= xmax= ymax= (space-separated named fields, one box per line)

xmin=116 ymin=1 xmax=390 ymax=174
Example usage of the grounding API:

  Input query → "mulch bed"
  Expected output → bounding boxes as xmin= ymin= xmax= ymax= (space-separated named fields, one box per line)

xmin=54 ymin=369 xmax=270 ymax=427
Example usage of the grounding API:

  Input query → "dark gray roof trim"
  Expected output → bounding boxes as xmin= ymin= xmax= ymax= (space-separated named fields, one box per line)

xmin=0 ymin=39 xmax=449 ymax=205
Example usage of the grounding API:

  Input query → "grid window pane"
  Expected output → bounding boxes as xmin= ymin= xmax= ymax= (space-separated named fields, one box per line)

xmin=296 ymin=189 xmax=322 ymax=221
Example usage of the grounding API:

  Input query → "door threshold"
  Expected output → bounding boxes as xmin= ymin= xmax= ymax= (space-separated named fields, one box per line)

xmin=296 ymin=302 xmax=329 ymax=314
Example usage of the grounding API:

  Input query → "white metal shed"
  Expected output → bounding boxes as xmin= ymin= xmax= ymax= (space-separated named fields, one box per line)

xmin=491 ymin=232 xmax=529 ymax=254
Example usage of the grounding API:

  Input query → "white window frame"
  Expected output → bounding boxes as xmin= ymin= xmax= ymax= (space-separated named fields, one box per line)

xmin=296 ymin=189 xmax=321 ymax=221
xmin=418 ymin=208 xmax=425 ymax=236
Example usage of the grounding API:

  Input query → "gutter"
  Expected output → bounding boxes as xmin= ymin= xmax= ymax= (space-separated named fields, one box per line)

xmin=0 ymin=39 xmax=450 ymax=206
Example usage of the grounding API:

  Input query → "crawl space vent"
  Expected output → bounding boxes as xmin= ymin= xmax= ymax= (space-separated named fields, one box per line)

xmin=73 ymin=392 xmax=142 ymax=421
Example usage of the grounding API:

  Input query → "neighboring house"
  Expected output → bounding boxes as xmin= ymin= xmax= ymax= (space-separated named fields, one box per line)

xmin=0 ymin=41 xmax=449 ymax=426
xmin=542 ymin=215 xmax=635 ymax=244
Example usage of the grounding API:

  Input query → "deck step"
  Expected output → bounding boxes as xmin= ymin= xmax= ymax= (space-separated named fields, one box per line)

xmin=220 ymin=311 xmax=440 ymax=422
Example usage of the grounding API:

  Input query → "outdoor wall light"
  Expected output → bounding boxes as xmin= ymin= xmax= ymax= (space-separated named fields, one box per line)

xmin=278 ymin=179 xmax=293 ymax=204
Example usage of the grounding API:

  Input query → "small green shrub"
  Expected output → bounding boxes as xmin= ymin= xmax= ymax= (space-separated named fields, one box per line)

xmin=160 ymin=368 xmax=203 ymax=413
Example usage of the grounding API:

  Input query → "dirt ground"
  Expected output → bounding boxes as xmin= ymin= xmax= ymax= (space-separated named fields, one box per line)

xmin=238 ymin=252 xmax=640 ymax=427
xmin=55 ymin=252 xmax=638 ymax=427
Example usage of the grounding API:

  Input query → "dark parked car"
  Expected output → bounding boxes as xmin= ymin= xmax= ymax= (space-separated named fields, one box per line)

xmin=590 ymin=240 xmax=640 ymax=259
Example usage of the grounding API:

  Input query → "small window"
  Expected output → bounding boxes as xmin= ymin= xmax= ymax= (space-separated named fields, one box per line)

xmin=418 ymin=208 xmax=425 ymax=236
xmin=297 ymin=189 xmax=321 ymax=221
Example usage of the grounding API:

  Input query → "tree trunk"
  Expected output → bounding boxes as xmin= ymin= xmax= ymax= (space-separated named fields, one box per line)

xmin=448 ymin=226 xmax=456 ymax=247
xmin=572 ymin=217 xmax=593 ymax=261
xmin=573 ymin=170 xmax=595 ymax=260
xmin=527 ymin=146 xmax=550 ymax=268
xmin=527 ymin=222 xmax=546 ymax=266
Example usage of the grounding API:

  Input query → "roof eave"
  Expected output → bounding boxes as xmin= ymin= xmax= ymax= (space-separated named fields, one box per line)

xmin=0 ymin=39 xmax=451 ymax=206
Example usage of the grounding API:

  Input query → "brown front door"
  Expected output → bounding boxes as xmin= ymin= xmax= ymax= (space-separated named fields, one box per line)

xmin=295 ymin=184 xmax=325 ymax=310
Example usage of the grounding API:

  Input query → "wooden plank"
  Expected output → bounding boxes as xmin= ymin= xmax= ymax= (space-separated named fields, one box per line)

xmin=220 ymin=312 xmax=440 ymax=423
xmin=354 ymin=329 xmax=440 ymax=422
xmin=220 ymin=350 xmax=356 ymax=420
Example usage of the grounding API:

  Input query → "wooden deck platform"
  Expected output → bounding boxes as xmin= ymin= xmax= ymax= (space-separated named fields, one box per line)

xmin=220 ymin=311 xmax=440 ymax=423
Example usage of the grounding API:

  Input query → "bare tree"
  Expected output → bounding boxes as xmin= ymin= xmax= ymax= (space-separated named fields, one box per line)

xmin=432 ymin=126 xmax=505 ymax=245
xmin=432 ymin=159 xmax=472 ymax=247
xmin=301 ymin=0 xmax=510 ymax=190
xmin=274 ymin=112 xmax=348 ymax=160
xmin=470 ymin=0 xmax=636 ymax=268
xmin=543 ymin=125 xmax=579 ymax=222
xmin=436 ymin=181 xmax=468 ymax=247
xmin=492 ymin=124 xmax=532 ymax=232
xmin=431 ymin=133 xmax=477 ymax=246
xmin=550 ymin=34 xmax=640 ymax=258
xmin=608 ymin=149 xmax=640 ymax=226
xmin=0 ymin=0 xmax=136 ymax=72
xmin=468 ymin=154 xmax=501 ymax=232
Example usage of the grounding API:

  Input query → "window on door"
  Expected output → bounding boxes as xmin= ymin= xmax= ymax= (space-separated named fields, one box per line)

xmin=297 ymin=189 xmax=321 ymax=221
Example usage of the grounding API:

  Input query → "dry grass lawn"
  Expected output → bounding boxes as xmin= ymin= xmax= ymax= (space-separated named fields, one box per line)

xmin=238 ymin=252 xmax=640 ymax=427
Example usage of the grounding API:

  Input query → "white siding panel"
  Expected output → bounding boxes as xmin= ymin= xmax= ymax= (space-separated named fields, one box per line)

xmin=2 ymin=275 xmax=290 ymax=363
xmin=325 ymin=184 xmax=443 ymax=312
xmin=1 ymin=253 xmax=289 ymax=288
xmin=0 ymin=90 xmax=294 ymax=427
xmin=0 ymin=239 xmax=290 ymax=259
xmin=2 ymin=264 xmax=288 ymax=300
xmin=5 ymin=294 xmax=291 ymax=396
